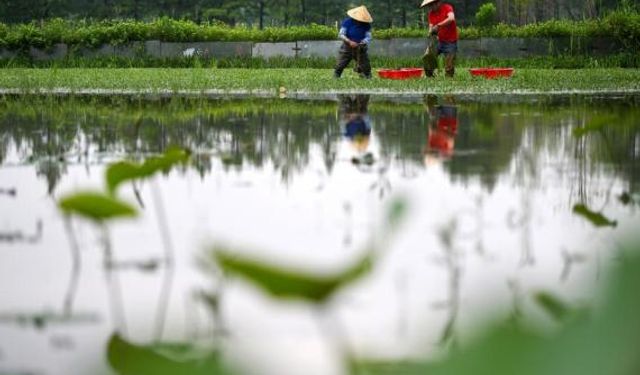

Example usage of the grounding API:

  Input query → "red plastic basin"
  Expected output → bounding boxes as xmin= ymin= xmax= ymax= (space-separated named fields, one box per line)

xmin=469 ymin=68 xmax=514 ymax=79
xmin=378 ymin=68 xmax=425 ymax=80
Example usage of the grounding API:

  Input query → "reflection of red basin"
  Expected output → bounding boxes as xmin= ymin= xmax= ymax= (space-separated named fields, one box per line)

xmin=378 ymin=68 xmax=425 ymax=80
xmin=469 ymin=68 xmax=514 ymax=79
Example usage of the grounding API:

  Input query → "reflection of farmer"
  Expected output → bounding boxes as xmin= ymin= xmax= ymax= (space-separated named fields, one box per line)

xmin=421 ymin=0 xmax=458 ymax=78
xmin=424 ymin=95 xmax=458 ymax=162
xmin=340 ymin=95 xmax=372 ymax=153
xmin=334 ymin=6 xmax=373 ymax=79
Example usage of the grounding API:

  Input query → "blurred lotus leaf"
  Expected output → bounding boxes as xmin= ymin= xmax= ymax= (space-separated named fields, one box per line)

xmin=213 ymin=248 xmax=374 ymax=303
xmin=534 ymin=291 xmax=571 ymax=322
xmin=386 ymin=197 xmax=409 ymax=232
xmin=573 ymin=204 xmax=617 ymax=228
xmin=212 ymin=197 xmax=407 ymax=303
xmin=58 ymin=191 xmax=137 ymax=222
xmin=107 ymin=334 xmax=228 ymax=375
xmin=361 ymin=249 xmax=640 ymax=375
xmin=106 ymin=147 xmax=190 ymax=194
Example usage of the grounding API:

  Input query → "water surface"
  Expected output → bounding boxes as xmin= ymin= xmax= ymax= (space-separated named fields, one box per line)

xmin=1 ymin=94 xmax=639 ymax=375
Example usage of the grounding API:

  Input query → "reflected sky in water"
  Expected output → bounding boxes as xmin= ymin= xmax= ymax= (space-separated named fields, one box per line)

xmin=0 ymin=94 xmax=639 ymax=375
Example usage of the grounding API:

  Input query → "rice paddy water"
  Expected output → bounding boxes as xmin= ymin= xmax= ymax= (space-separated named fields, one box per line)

xmin=1 ymin=94 xmax=639 ymax=375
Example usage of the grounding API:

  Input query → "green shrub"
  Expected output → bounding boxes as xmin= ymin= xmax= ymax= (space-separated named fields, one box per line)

xmin=0 ymin=14 xmax=639 ymax=50
xmin=475 ymin=3 xmax=498 ymax=28
xmin=0 ymin=23 xmax=7 ymax=48
xmin=374 ymin=27 xmax=425 ymax=39
xmin=604 ymin=10 xmax=640 ymax=48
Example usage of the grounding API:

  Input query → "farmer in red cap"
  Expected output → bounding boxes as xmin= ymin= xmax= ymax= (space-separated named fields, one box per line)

xmin=421 ymin=0 xmax=458 ymax=78
xmin=334 ymin=6 xmax=374 ymax=79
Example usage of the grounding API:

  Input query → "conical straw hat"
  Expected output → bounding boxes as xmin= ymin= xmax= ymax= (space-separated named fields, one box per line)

xmin=347 ymin=6 xmax=373 ymax=23
xmin=420 ymin=0 xmax=439 ymax=7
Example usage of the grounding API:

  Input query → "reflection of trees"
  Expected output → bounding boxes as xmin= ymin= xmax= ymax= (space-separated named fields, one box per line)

xmin=574 ymin=105 xmax=640 ymax=197
xmin=1 ymin=96 xmax=640 ymax=194
xmin=372 ymin=106 xmax=426 ymax=167
xmin=509 ymin=97 xmax=640 ymax=207
xmin=446 ymin=103 xmax=524 ymax=190
xmin=0 ymin=101 xmax=77 ymax=194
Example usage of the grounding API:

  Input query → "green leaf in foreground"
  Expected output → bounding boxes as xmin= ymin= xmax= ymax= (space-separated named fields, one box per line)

xmin=143 ymin=147 xmax=191 ymax=175
xmin=572 ymin=204 xmax=617 ymax=228
xmin=106 ymin=161 xmax=146 ymax=195
xmin=106 ymin=147 xmax=191 ymax=194
xmin=386 ymin=196 xmax=409 ymax=233
xmin=58 ymin=191 xmax=138 ymax=222
xmin=107 ymin=334 xmax=227 ymax=375
xmin=213 ymin=247 xmax=374 ymax=302
xmin=359 ymin=249 xmax=640 ymax=375
xmin=534 ymin=291 xmax=571 ymax=322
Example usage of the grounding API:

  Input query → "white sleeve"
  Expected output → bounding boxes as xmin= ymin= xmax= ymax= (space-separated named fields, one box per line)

xmin=338 ymin=27 xmax=348 ymax=41
xmin=362 ymin=31 xmax=372 ymax=44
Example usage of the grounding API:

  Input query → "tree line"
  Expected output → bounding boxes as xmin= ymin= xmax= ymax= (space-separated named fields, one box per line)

xmin=1 ymin=0 xmax=637 ymax=27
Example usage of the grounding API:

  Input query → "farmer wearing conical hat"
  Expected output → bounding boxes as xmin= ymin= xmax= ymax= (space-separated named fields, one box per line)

xmin=334 ymin=5 xmax=373 ymax=79
xmin=421 ymin=0 xmax=458 ymax=77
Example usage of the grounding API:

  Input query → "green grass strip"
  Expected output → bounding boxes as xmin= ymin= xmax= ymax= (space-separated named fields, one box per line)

xmin=1 ymin=68 xmax=639 ymax=95
xmin=3 ymin=54 xmax=640 ymax=69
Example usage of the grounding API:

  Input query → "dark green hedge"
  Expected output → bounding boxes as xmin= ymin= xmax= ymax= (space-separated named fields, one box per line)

xmin=1 ymin=11 xmax=639 ymax=50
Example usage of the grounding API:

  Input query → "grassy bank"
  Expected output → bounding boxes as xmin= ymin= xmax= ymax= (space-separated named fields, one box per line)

xmin=1 ymin=68 xmax=639 ymax=95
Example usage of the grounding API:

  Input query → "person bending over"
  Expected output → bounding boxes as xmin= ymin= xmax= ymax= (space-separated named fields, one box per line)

xmin=421 ymin=0 xmax=458 ymax=78
xmin=334 ymin=6 xmax=373 ymax=79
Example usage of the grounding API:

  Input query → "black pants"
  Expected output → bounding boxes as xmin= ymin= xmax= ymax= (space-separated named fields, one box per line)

xmin=423 ymin=40 xmax=457 ymax=78
xmin=339 ymin=94 xmax=370 ymax=114
xmin=334 ymin=43 xmax=371 ymax=78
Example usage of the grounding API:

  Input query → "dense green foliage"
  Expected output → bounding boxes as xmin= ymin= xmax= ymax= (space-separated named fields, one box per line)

xmin=0 ymin=0 xmax=635 ymax=28
xmin=475 ymin=3 xmax=498 ymax=27
xmin=0 ymin=19 xmax=337 ymax=49
xmin=0 ymin=10 xmax=639 ymax=50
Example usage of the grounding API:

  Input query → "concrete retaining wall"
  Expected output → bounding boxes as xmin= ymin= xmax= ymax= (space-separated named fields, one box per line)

xmin=253 ymin=42 xmax=297 ymax=58
xmin=297 ymin=40 xmax=342 ymax=58
xmin=144 ymin=41 xmax=253 ymax=58
xmin=0 ymin=37 xmax=625 ymax=61
xmin=459 ymin=37 xmax=623 ymax=58
xmin=29 ymin=43 xmax=68 ymax=61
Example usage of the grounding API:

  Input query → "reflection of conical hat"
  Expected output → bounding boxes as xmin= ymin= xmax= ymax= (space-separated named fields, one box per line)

xmin=347 ymin=6 xmax=373 ymax=23
xmin=420 ymin=0 xmax=439 ymax=7
xmin=351 ymin=135 xmax=370 ymax=153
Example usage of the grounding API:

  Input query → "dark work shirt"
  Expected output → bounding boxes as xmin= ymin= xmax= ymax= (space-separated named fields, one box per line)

xmin=339 ymin=18 xmax=372 ymax=44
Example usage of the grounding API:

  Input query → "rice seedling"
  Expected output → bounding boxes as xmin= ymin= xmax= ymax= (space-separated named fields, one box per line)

xmin=1 ymin=68 xmax=639 ymax=95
